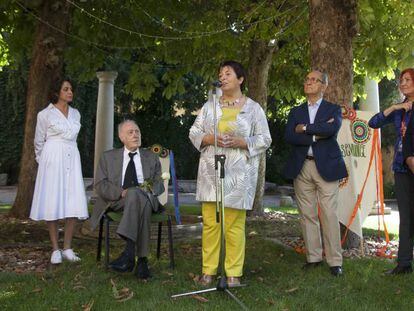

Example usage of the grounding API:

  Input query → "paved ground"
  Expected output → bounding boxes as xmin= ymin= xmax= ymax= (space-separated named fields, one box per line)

xmin=0 ymin=180 xmax=399 ymax=234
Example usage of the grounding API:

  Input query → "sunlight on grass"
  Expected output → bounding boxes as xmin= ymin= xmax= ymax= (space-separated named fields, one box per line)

xmin=0 ymin=205 xmax=11 ymax=213
xmin=0 ymin=290 xmax=17 ymax=300
xmin=264 ymin=206 xmax=299 ymax=215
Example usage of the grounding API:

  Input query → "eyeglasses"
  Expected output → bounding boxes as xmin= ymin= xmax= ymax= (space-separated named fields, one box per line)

xmin=304 ymin=77 xmax=323 ymax=84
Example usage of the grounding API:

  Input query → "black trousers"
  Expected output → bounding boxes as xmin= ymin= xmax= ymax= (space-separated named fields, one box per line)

xmin=394 ymin=172 xmax=414 ymax=267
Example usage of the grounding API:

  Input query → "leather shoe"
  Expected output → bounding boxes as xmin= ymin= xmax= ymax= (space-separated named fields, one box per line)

xmin=385 ymin=265 xmax=413 ymax=275
xmin=108 ymin=252 xmax=135 ymax=272
xmin=302 ymin=261 xmax=323 ymax=269
xmin=136 ymin=257 xmax=151 ymax=279
xmin=330 ymin=266 xmax=343 ymax=277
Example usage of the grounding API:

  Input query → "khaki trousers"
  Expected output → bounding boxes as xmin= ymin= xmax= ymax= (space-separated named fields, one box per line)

xmin=293 ymin=159 xmax=342 ymax=266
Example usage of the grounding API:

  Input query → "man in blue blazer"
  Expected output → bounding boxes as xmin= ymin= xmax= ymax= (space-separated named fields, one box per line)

xmin=283 ymin=70 xmax=348 ymax=276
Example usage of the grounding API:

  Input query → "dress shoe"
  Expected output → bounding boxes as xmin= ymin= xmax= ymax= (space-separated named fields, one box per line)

xmin=109 ymin=252 xmax=135 ymax=272
xmin=135 ymin=257 xmax=151 ymax=279
xmin=227 ymin=276 xmax=241 ymax=288
xmin=384 ymin=265 xmax=413 ymax=275
xmin=330 ymin=266 xmax=343 ymax=277
xmin=62 ymin=249 xmax=81 ymax=262
xmin=197 ymin=274 xmax=214 ymax=286
xmin=50 ymin=250 xmax=62 ymax=264
xmin=302 ymin=261 xmax=323 ymax=269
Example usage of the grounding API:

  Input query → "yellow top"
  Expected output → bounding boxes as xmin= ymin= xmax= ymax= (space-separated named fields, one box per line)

xmin=218 ymin=107 xmax=241 ymax=134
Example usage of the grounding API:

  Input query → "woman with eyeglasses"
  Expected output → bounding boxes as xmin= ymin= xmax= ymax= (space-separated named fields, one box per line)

xmin=189 ymin=60 xmax=271 ymax=287
xmin=368 ymin=68 xmax=414 ymax=274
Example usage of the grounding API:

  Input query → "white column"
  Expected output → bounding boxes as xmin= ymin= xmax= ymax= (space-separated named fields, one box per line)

xmin=360 ymin=77 xmax=380 ymax=112
xmin=94 ymin=71 xmax=118 ymax=178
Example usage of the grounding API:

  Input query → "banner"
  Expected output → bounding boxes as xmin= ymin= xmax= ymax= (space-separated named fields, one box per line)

xmin=337 ymin=107 xmax=381 ymax=238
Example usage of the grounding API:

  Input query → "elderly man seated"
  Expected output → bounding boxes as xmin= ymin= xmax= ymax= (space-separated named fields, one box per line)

xmin=90 ymin=120 xmax=164 ymax=279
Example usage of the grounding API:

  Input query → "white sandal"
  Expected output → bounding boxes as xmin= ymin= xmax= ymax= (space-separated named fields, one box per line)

xmin=62 ymin=249 xmax=81 ymax=262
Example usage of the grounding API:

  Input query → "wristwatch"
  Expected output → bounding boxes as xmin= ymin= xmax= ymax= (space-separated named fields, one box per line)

xmin=302 ymin=125 xmax=307 ymax=132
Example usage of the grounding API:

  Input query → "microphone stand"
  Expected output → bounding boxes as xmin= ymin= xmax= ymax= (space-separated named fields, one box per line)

xmin=171 ymin=85 xmax=248 ymax=310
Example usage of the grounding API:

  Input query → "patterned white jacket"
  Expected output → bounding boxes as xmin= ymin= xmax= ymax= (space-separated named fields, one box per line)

xmin=189 ymin=97 xmax=272 ymax=210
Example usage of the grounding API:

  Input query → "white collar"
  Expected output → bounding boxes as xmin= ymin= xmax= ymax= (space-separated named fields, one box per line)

xmin=307 ymin=97 xmax=323 ymax=107
xmin=123 ymin=147 xmax=140 ymax=156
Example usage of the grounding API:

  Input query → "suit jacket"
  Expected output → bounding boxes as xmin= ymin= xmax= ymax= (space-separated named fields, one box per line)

xmin=90 ymin=147 xmax=164 ymax=231
xmin=283 ymin=100 xmax=348 ymax=181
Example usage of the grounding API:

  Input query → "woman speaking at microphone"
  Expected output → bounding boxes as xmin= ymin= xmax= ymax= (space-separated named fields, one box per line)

xmin=368 ymin=68 xmax=414 ymax=274
xmin=189 ymin=60 xmax=271 ymax=286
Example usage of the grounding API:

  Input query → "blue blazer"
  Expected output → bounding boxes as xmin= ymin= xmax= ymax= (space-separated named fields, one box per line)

xmin=283 ymin=100 xmax=348 ymax=181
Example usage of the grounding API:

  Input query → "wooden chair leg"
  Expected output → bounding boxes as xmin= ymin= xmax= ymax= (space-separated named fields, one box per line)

xmin=157 ymin=222 xmax=162 ymax=259
xmin=97 ymin=216 xmax=104 ymax=262
xmin=104 ymin=216 xmax=110 ymax=269
xmin=167 ymin=215 xmax=175 ymax=269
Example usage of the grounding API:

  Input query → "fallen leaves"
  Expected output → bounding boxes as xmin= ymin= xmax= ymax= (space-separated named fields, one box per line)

xmin=82 ymin=299 xmax=94 ymax=311
xmin=192 ymin=295 xmax=208 ymax=303
xmin=188 ymin=272 xmax=199 ymax=283
xmin=110 ymin=279 xmax=134 ymax=302
xmin=285 ymin=287 xmax=299 ymax=293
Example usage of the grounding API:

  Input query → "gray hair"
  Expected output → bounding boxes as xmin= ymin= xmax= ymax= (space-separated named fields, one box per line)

xmin=312 ymin=69 xmax=329 ymax=85
xmin=118 ymin=119 xmax=139 ymax=134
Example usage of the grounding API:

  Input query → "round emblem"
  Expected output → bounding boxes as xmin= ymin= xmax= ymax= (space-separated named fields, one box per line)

xmin=351 ymin=119 xmax=371 ymax=144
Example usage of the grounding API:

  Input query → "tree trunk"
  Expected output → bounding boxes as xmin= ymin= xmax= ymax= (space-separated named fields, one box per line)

xmin=309 ymin=0 xmax=359 ymax=248
xmin=247 ymin=39 xmax=276 ymax=216
xmin=309 ymin=0 xmax=358 ymax=106
xmin=9 ymin=0 xmax=72 ymax=218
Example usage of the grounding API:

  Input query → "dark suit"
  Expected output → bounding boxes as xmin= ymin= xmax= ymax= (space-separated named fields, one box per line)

xmin=91 ymin=148 xmax=164 ymax=257
xmin=283 ymin=100 xmax=347 ymax=181
xmin=283 ymin=99 xmax=347 ymax=267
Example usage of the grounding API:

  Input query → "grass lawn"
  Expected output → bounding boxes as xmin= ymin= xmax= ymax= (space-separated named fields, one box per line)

xmin=0 ymin=204 xmax=409 ymax=310
xmin=1 ymin=225 xmax=413 ymax=310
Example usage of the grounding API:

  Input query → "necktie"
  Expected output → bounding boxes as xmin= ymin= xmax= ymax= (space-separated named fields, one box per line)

xmin=123 ymin=152 xmax=139 ymax=189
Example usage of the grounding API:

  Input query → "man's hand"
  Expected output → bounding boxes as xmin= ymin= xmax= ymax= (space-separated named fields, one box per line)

xmin=121 ymin=189 xmax=128 ymax=198
xmin=315 ymin=135 xmax=326 ymax=141
xmin=406 ymin=157 xmax=414 ymax=174
xmin=295 ymin=124 xmax=306 ymax=133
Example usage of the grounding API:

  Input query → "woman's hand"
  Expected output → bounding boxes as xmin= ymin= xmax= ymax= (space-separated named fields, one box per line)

xmin=395 ymin=101 xmax=412 ymax=111
xmin=201 ymin=133 xmax=247 ymax=149
xmin=384 ymin=101 xmax=413 ymax=116
xmin=220 ymin=134 xmax=247 ymax=149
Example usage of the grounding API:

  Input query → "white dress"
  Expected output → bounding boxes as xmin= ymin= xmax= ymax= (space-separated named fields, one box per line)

xmin=30 ymin=103 xmax=88 ymax=221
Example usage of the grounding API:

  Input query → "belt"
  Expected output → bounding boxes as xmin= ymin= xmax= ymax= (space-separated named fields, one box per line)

xmin=305 ymin=155 xmax=315 ymax=160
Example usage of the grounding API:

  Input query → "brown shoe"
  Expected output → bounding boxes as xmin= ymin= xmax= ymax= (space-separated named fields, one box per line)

xmin=227 ymin=276 xmax=241 ymax=288
xmin=198 ymin=274 xmax=214 ymax=286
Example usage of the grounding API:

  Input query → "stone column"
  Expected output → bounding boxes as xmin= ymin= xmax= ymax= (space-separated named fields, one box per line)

xmin=360 ymin=77 xmax=380 ymax=112
xmin=94 ymin=71 xmax=118 ymax=178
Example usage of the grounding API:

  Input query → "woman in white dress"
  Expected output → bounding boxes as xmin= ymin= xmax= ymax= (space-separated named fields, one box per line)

xmin=30 ymin=79 xmax=88 ymax=264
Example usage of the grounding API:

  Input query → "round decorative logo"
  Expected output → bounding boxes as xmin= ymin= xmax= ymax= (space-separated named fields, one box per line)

xmin=341 ymin=105 xmax=357 ymax=121
xmin=351 ymin=118 xmax=371 ymax=144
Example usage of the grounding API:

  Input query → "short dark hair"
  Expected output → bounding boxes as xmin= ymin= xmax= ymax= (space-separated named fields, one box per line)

xmin=48 ymin=78 xmax=73 ymax=104
xmin=219 ymin=60 xmax=246 ymax=91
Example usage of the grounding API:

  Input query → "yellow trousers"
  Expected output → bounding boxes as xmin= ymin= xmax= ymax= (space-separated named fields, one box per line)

xmin=201 ymin=202 xmax=246 ymax=277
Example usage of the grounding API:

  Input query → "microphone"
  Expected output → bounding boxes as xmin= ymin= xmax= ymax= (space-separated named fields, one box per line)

xmin=212 ymin=80 xmax=222 ymax=88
